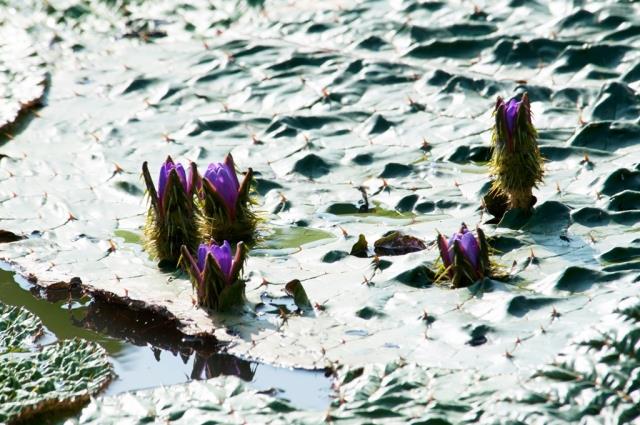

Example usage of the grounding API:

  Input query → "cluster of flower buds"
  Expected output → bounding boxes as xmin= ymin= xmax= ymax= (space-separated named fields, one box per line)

xmin=139 ymin=92 xmax=547 ymax=312
xmin=142 ymin=154 xmax=256 ymax=310
xmin=437 ymin=224 xmax=491 ymax=288
xmin=181 ymin=240 xmax=247 ymax=311
xmin=142 ymin=154 xmax=256 ymax=264
xmin=488 ymin=92 xmax=544 ymax=212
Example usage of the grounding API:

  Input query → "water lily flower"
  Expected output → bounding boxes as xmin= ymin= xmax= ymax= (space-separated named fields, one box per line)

xmin=202 ymin=158 xmax=240 ymax=218
xmin=436 ymin=224 xmax=491 ymax=288
xmin=504 ymin=98 xmax=519 ymax=138
xmin=199 ymin=153 xmax=257 ymax=243
xmin=488 ymin=92 xmax=544 ymax=212
xmin=181 ymin=240 xmax=247 ymax=310
xmin=157 ymin=158 xmax=194 ymax=209
xmin=142 ymin=156 xmax=199 ymax=265
xmin=495 ymin=95 xmax=530 ymax=152
xmin=438 ymin=225 xmax=479 ymax=270
xmin=196 ymin=240 xmax=234 ymax=283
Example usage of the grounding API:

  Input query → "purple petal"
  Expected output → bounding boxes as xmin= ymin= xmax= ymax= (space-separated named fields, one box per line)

xmin=204 ymin=162 xmax=240 ymax=213
xmin=158 ymin=162 xmax=169 ymax=200
xmin=203 ymin=163 xmax=218 ymax=182
xmin=223 ymin=163 xmax=240 ymax=191
xmin=218 ymin=167 xmax=239 ymax=207
xmin=505 ymin=98 xmax=520 ymax=137
xmin=186 ymin=164 xmax=193 ymax=194
xmin=460 ymin=232 xmax=480 ymax=270
xmin=449 ymin=232 xmax=467 ymax=265
xmin=197 ymin=244 xmax=208 ymax=273
xmin=175 ymin=163 xmax=188 ymax=192
xmin=157 ymin=158 xmax=192 ymax=201
xmin=224 ymin=155 xmax=240 ymax=190
xmin=211 ymin=240 xmax=233 ymax=281
xmin=448 ymin=233 xmax=457 ymax=248
xmin=437 ymin=234 xmax=452 ymax=268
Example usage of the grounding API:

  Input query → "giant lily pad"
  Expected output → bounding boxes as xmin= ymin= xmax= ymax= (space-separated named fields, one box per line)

xmin=0 ymin=0 xmax=638 ymax=418
xmin=0 ymin=302 xmax=42 ymax=352
xmin=76 ymin=297 xmax=640 ymax=424
xmin=0 ymin=23 xmax=47 ymax=140
xmin=0 ymin=301 xmax=112 ymax=423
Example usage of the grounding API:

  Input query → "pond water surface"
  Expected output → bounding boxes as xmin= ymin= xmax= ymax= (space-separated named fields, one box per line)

xmin=0 ymin=265 xmax=332 ymax=415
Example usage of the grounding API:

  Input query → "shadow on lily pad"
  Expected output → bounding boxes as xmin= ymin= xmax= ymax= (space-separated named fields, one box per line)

xmin=498 ymin=201 xmax=571 ymax=234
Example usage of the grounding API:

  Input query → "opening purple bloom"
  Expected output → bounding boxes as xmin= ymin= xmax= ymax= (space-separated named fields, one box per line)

xmin=196 ymin=240 xmax=235 ymax=282
xmin=203 ymin=157 xmax=240 ymax=217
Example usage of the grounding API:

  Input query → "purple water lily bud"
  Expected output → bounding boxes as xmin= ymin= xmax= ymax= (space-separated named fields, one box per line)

xmin=197 ymin=240 xmax=235 ymax=282
xmin=157 ymin=157 xmax=192 ymax=207
xmin=438 ymin=224 xmax=481 ymax=274
xmin=434 ymin=225 xmax=494 ymax=288
xmin=210 ymin=241 xmax=233 ymax=281
xmin=181 ymin=239 xmax=246 ymax=310
xmin=203 ymin=156 xmax=240 ymax=216
xmin=495 ymin=95 xmax=533 ymax=152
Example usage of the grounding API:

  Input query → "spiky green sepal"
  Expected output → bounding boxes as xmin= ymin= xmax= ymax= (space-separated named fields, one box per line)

xmin=180 ymin=243 xmax=248 ymax=312
xmin=198 ymin=169 xmax=259 ymax=244
xmin=489 ymin=92 xmax=544 ymax=211
xmin=142 ymin=162 xmax=199 ymax=265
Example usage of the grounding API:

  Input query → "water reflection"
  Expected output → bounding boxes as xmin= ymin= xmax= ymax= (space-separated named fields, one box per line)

xmin=76 ymin=296 xmax=259 ymax=385
xmin=0 ymin=265 xmax=331 ymax=410
xmin=191 ymin=353 xmax=256 ymax=381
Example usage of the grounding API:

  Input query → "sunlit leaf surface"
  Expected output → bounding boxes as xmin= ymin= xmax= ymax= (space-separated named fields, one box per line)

xmin=0 ymin=0 xmax=638 ymax=422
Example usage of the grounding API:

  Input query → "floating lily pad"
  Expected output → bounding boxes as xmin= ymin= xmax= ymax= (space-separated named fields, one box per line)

xmin=75 ymin=297 xmax=640 ymax=424
xmin=0 ymin=302 xmax=111 ymax=424
xmin=113 ymin=229 xmax=142 ymax=245
xmin=600 ymin=168 xmax=640 ymax=196
xmin=0 ymin=302 xmax=42 ymax=353
xmin=522 ymin=201 xmax=572 ymax=234
xmin=393 ymin=265 xmax=434 ymax=288
xmin=321 ymin=250 xmax=349 ymax=263
xmin=0 ymin=2 xmax=639 ymax=421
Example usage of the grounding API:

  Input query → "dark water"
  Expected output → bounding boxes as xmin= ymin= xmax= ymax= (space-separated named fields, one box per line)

xmin=0 ymin=264 xmax=331 ymax=412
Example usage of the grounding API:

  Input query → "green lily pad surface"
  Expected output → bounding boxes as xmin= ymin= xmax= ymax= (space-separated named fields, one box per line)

xmin=76 ymin=296 xmax=640 ymax=423
xmin=0 ymin=0 xmax=639 ymax=421
xmin=0 ymin=22 xmax=47 ymax=138
xmin=0 ymin=302 xmax=42 ymax=352
xmin=0 ymin=301 xmax=112 ymax=423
